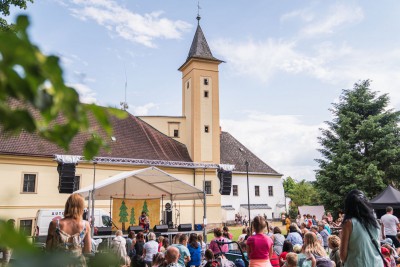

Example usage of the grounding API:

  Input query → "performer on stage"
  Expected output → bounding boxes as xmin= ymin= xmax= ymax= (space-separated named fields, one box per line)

xmin=139 ymin=211 xmax=150 ymax=232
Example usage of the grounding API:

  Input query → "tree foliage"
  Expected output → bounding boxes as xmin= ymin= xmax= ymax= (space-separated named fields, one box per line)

xmin=283 ymin=177 xmax=320 ymax=218
xmin=0 ymin=0 xmax=33 ymax=32
xmin=0 ymin=16 xmax=125 ymax=159
xmin=315 ymin=80 xmax=400 ymax=212
xmin=130 ymin=207 xmax=136 ymax=225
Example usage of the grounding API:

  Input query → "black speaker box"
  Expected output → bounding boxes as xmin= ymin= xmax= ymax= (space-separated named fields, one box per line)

xmin=178 ymin=224 xmax=192 ymax=232
xmin=153 ymin=225 xmax=169 ymax=233
xmin=128 ymin=226 xmax=144 ymax=233
xmin=95 ymin=226 xmax=112 ymax=236
xmin=218 ymin=170 xmax=232 ymax=195
xmin=57 ymin=163 xmax=76 ymax=194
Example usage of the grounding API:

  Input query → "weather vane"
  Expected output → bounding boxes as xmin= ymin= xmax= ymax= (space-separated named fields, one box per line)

xmin=196 ymin=0 xmax=201 ymax=23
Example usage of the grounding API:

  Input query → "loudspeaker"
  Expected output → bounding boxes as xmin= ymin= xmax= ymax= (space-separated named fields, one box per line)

xmin=194 ymin=224 xmax=203 ymax=231
xmin=164 ymin=210 xmax=173 ymax=229
xmin=178 ymin=224 xmax=192 ymax=232
xmin=128 ymin=226 xmax=144 ymax=233
xmin=96 ymin=226 xmax=112 ymax=236
xmin=153 ymin=225 xmax=169 ymax=233
xmin=218 ymin=170 xmax=232 ymax=195
xmin=57 ymin=163 xmax=76 ymax=193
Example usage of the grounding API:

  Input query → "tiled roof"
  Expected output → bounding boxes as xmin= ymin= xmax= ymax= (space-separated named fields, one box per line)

xmin=240 ymin=204 xmax=272 ymax=210
xmin=179 ymin=24 xmax=222 ymax=70
xmin=0 ymin=104 xmax=192 ymax=162
xmin=220 ymin=131 xmax=281 ymax=175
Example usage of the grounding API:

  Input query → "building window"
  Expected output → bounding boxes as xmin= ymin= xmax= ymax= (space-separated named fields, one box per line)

xmin=204 ymin=78 xmax=209 ymax=85
xmin=268 ymin=186 xmax=274 ymax=196
xmin=233 ymin=185 xmax=238 ymax=196
xmin=20 ymin=219 xmax=33 ymax=236
xmin=174 ymin=129 xmax=179 ymax=137
xmin=204 ymin=181 xmax=212 ymax=195
xmin=204 ymin=125 xmax=209 ymax=133
xmin=204 ymin=91 xmax=209 ymax=98
xmin=73 ymin=176 xmax=80 ymax=192
xmin=22 ymin=173 xmax=36 ymax=193
xmin=255 ymin=186 xmax=260 ymax=196
xmin=186 ymin=81 xmax=190 ymax=89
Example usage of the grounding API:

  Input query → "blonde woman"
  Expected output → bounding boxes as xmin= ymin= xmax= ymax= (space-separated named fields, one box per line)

xmin=46 ymin=193 xmax=91 ymax=266
xmin=303 ymin=232 xmax=333 ymax=266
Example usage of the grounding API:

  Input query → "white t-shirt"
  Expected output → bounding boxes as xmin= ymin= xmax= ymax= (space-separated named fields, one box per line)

xmin=238 ymin=233 xmax=247 ymax=242
xmin=143 ymin=240 xmax=159 ymax=262
xmin=381 ymin=213 xmax=399 ymax=236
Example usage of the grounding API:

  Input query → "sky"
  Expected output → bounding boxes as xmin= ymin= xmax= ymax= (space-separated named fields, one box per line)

xmin=7 ymin=0 xmax=400 ymax=181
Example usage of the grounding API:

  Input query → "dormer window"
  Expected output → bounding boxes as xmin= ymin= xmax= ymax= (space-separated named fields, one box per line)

xmin=204 ymin=78 xmax=209 ymax=85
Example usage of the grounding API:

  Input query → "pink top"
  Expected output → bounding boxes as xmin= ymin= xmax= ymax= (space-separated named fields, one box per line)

xmin=208 ymin=237 xmax=229 ymax=255
xmin=246 ymin=233 xmax=273 ymax=260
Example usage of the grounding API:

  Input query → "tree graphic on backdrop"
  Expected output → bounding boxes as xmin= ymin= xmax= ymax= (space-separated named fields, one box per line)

xmin=119 ymin=200 xmax=129 ymax=231
xmin=130 ymin=207 xmax=136 ymax=225
xmin=142 ymin=200 xmax=149 ymax=216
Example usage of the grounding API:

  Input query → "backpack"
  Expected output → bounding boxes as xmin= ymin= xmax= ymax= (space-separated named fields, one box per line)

xmin=315 ymin=256 xmax=333 ymax=267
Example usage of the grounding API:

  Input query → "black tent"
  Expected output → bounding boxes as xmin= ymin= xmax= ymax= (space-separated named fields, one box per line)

xmin=370 ymin=185 xmax=400 ymax=209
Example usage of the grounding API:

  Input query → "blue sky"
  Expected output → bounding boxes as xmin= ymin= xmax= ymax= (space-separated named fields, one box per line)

xmin=8 ymin=0 xmax=400 ymax=181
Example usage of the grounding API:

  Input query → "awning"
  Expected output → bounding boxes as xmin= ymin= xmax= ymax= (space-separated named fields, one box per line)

xmin=370 ymin=185 xmax=400 ymax=209
xmin=221 ymin=205 xmax=235 ymax=211
xmin=240 ymin=204 xmax=272 ymax=210
xmin=75 ymin=166 xmax=204 ymax=201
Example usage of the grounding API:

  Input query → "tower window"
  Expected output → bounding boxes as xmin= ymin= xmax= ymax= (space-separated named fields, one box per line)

xmin=204 ymin=91 xmax=209 ymax=98
xmin=186 ymin=81 xmax=190 ymax=89
xmin=204 ymin=78 xmax=209 ymax=85
xmin=174 ymin=130 xmax=179 ymax=137
xmin=204 ymin=126 xmax=209 ymax=133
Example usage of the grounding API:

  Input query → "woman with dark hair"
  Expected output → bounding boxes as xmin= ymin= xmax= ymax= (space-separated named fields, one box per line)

xmin=187 ymin=233 xmax=201 ymax=267
xmin=340 ymin=189 xmax=383 ymax=267
xmin=285 ymin=225 xmax=303 ymax=246
xmin=271 ymin=227 xmax=285 ymax=256
xmin=246 ymin=216 xmax=273 ymax=267
xmin=278 ymin=240 xmax=293 ymax=266
xmin=208 ymin=228 xmax=228 ymax=255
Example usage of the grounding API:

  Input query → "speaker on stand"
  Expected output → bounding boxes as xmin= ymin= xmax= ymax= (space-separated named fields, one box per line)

xmin=57 ymin=163 xmax=77 ymax=194
xmin=218 ymin=170 xmax=232 ymax=195
xmin=164 ymin=203 xmax=173 ymax=229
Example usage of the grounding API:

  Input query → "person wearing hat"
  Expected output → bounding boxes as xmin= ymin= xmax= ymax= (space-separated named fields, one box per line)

xmin=381 ymin=247 xmax=391 ymax=267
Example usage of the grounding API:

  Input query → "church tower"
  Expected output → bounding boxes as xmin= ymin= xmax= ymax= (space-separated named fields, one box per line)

xmin=178 ymin=16 xmax=223 ymax=163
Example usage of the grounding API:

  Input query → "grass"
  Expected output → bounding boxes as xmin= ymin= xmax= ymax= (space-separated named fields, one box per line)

xmin=206 ymin=222 xmax=287 ymax=243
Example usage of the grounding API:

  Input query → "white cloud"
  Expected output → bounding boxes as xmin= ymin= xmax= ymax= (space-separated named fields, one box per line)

xmin=280 ymin=8 xmax=314 ymax=23
xmin=221 ymin=112 xmax=323 ymax=181
xmin=63 ymin=0 xmax=192 ymax=47
xmin=131 ymin=103 xmax=158 ymax=116
xmin=69 ymin=83 xmax=98 ymax=104
xmin=301 ymin=4 xmax=364 ymax=37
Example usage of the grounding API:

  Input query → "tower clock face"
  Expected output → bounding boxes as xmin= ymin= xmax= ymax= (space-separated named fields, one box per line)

xmin=165 ymin=203 xmax=171 ymax=210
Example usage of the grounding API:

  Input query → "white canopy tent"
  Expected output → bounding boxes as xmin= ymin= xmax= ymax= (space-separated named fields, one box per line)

xmin=75 ymin=166 xmax=204 ymax=201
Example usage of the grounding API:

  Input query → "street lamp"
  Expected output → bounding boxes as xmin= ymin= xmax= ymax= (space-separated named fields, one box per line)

xmin=239 ymin=148 xmax=251 ymax=231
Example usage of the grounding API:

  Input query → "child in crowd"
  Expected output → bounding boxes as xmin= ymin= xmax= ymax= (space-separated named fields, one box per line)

xmin=279 ymin=240 xmax=293 ymax=266
xmin=151 ymin=252 xmax=165 ymax=267
xmin=246 ymin=216 xmax=274 ymax=267
xmin=201 ymin=249 xmax=220 ymax=267
xmin=284 ymin=253 xmax=297 ymax=267
xmin=328 ymin=235 xmax=342 ymax=267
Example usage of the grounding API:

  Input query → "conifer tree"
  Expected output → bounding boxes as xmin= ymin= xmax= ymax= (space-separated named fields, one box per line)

xmin=119 ymin=200 xmax=129 ymax=231
xmin=315 ymin=80 xmax=400 ymax=212
xmin=142 ymin=200 xmax=149 ymax=216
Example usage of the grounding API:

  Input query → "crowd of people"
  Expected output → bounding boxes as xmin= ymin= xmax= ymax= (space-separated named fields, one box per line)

xmin=38 ymin=191 xmax=400 ymax=267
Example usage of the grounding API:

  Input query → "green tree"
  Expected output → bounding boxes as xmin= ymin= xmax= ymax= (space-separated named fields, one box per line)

xmin=130 ymin=207 xmax=136 ymax=225
xmin=0 ymin=16 xmax=125 ymax=159
xmin=142 ymin=200 xmax=149 ymax=216
xmin=315 ymin=80 xmax=400 ymax=213
xmin=119 ymin=200 xmax=129 ymax=231
xmin=0 ymin=0 xmax=33 ymax=32
xmin=284 ymin=178 xmax=320 ymax=218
